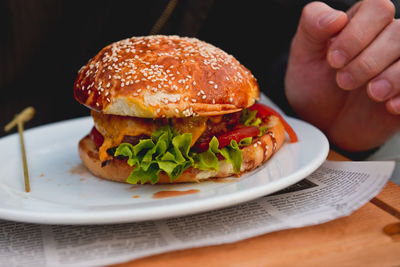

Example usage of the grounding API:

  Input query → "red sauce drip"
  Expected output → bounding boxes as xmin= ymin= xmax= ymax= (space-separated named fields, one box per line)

xmin=152 ymin=189 xmax=200 ymax=199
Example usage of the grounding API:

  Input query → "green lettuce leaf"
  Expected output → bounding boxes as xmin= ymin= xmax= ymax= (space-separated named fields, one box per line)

xmin=220 ymin=140 xmax=243 ymax=174
xmin=114 ymin=121 xmax=255 ymax=183
xmin=127 ymin=163 xmax=160 ymax=184
xmin=241 ymin=108 xmax=256 ymax=126
xmin=258 ymin=126 xmax=268 ymax=137
xmin=241 ymin=108 xmax=261 ymax=126
xmin=114 ymin=125 xmax=193 ymax=184
xmin=238 ymin=137 xmax=253 ymax=146
xmin=193 ymin=136 xmax=220 ymax=172
xmin=241 ymin=108 xmax=271 ymax=137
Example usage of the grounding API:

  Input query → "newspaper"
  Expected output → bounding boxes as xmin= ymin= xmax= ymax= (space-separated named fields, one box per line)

xmin=0 ymin=160 xmax=394 ymax=267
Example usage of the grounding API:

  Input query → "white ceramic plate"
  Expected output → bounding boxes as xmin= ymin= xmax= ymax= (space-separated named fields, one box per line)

xmin=0 ymin=116 xmax=328 ymax=225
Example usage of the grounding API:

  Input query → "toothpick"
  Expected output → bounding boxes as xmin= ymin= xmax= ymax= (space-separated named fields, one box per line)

xmin=4 ymin=107 xmax=35 ymax=192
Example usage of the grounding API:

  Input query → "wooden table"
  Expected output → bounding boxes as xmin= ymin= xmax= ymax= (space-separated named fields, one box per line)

xmin=113 ymin=151 xmax=400 ymax=266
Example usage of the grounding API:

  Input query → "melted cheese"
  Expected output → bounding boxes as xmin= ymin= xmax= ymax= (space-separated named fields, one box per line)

xmin=171 ymin=117 xmax=208 ymax=147
xmin=208 ymin=115 xmax=223 ymax=124
xmin=92 ymin=111 xmax=155 ymax=162
xmin=91 ymin=111 xmax=208 ymax=162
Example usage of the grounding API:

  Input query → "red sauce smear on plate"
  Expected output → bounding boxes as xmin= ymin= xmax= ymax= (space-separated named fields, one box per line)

xmin=152 ymin=189 xmax=200 ymax=199
xmin=70 ymin=164 xmax=90 ymax=176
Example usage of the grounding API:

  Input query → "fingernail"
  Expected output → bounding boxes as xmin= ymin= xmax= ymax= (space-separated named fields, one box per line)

xmin=388 ymin=97 xmax=400 ymax=114
xmin=369 ymin=79 xmax=392 ymax=101
xmin=329 ymin=49 xmax=348 ymax=68
xmin=318 ymin=11 xmax=341 ymax=28
xmin=337 ymin=71 xmax=354 ymax=89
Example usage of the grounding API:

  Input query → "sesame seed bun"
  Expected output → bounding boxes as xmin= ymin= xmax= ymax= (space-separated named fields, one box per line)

xmin=74 ymin=35 xmax=259 ymax=118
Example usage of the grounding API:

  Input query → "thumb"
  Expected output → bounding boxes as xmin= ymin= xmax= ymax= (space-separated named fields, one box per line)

xmin=292 ymin=2 xmax=347 ymax=59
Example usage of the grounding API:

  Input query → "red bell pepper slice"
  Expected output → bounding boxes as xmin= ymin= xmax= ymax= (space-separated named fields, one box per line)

xmin=249 ymin=103 xmax=298 ymax=143
xmin=194 ymin=126 xmax=260 ymax=152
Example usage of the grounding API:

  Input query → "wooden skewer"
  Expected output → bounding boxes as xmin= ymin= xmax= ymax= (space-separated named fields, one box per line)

xmin=4 ymin=107 xmax=35 ymax=192
xmin=5 ymin=107 xmax=35 ymax=132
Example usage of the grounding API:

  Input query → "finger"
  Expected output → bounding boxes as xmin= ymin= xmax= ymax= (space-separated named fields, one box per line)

xmin=386 ymin=95 xmax=400 ymax=115
xmin=346 ymin=2 xmax=361 ymax=20
xmin=336 ymin=19 xmax=400 ymax=90
xmin=367 ymin=55 xmax=400 ymax=102
xmin=291 ymin=2 xmax=347 ymax=60
xmin=327 ymin=0 xmax=395 ymax=69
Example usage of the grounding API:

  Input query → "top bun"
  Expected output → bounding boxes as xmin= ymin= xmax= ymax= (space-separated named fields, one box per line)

xmin=74 ymin=35 xmax=259 ymax=118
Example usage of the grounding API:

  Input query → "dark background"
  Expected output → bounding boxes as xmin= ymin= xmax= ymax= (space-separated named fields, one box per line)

xmin=0 ymin=0 xmax=387 ymax=137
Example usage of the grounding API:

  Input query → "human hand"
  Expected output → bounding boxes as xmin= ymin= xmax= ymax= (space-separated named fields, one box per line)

xmin=285 ymin=0 xmax=400 ymax=152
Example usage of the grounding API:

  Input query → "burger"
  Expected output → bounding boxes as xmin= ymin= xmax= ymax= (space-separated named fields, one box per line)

xmin=74 ymin=35 xmax=297 ymax=184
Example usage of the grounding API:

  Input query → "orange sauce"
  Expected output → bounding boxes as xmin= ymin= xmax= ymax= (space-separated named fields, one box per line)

xmin=125 ymin=185 xmax=139 ymax=191
xmin=70 ymin=164 xmax=90 ymax=176
xmin=212 ymin=178 xmax=236 ymax=183
xmin=152 ymin=189 xmax=200 ymax=199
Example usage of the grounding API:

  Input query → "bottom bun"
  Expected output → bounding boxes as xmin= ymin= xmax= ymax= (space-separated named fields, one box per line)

xmin=78 ymin=116 xmax=285 ymax=184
